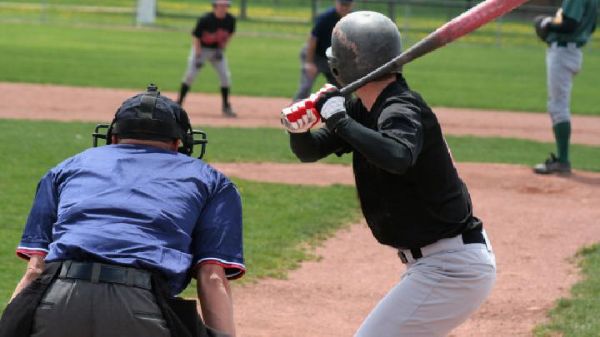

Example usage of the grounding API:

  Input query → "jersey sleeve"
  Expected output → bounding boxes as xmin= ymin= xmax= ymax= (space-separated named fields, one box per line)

xmin=332 ymin=98 xmax=424 ymax=174
xmin=377 ymin=100 xmax=424 ymax=166
xmin=192 ymin=180 xmax=245 ymax=280
xmin=16 ymin=170 xmax=59 ymax=260
xmin=562 ymin=0 xmax=584 ymax=22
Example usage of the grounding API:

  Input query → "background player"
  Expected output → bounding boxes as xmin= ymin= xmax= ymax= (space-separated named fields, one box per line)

xmin=281 ymin=12 xmax=496 ymax=336
xmin=533 ymin=0 xmax=598 ymax=174
xmin=292 ymin=0 xmax=353 ymax=102
xmin=1 ymin=85 xmax=244 ymax=337
xmin=178 ymin=0 xmax=237 ymax=118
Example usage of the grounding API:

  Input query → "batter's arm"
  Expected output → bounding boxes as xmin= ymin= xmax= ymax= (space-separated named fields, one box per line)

xmin=196 ymin=263 xmax=235 ymax=337
xmin=289 ymin=127 xmax=348 ymax=162
xmin=10 ymin=255 xmax=45 ymax=301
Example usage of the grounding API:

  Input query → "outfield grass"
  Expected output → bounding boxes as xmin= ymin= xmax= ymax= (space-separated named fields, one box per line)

xmin=535 ymin=245 xmax=600 ymax=337
xmin=0 ymin=20 xmax=600 ymax=114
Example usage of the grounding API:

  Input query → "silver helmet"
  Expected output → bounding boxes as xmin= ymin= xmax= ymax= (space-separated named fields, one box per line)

xmin=327 ymin=11 xmax=403 ymax=86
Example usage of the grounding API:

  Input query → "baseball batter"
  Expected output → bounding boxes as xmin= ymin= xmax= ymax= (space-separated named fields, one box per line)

xmin=178 ymin=0 xmax=237 ymax=118
xmin=281 ymin=12 xmax=496 ymax=336
xmin=533 ymin=0 xmax=598 ymax=174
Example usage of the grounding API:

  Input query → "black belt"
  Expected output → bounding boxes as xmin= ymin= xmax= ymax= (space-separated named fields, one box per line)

xmin=398 ymin=227 xmax=487 ymax=264
xmin=549 ymin=41 xmax=585 ymax=48
xmin=58 ymin=261 xmax=152 ymax=290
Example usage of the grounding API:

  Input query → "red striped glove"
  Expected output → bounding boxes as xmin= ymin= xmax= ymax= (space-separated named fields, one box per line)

xmin=280 ymin=84 xmax=336 ymax=133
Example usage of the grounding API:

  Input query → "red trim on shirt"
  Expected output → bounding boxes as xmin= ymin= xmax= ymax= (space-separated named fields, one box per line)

xmin=16 ymin=249 xmax=47 ymax=260
xmin=196 ymin=260 xmax=246 ymax=280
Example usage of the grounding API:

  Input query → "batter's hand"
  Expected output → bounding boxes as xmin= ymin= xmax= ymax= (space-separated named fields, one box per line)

xmin=314 ymin=85 xmax=347 ymax=131
xmin=280 ymin=86 xmax=334 ymax=133
xmin=281 ymin=100 xmax=320 ymax=133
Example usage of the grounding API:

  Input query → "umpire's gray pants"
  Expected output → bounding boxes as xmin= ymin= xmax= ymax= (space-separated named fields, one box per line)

xmin=31 ymin=278 xmax=171 ymax=337
xmin=182 ymin=46 xmax=231 ymax=88
xmin=546 ymin=43 xmax=583 ymax=125
xmin=292 ymin=45 xmax=338 ymax=101
xmin=354 ymin=232 xmax=496 ymax=337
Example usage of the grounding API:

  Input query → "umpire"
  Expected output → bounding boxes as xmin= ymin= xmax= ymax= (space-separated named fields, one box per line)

xmin=292 ymin=0 xmax=353 ymax=101
xmin=281 ymin=12 xmax=496 ymax=336
xmin=0 ymin=85 xmax=245 ymax=337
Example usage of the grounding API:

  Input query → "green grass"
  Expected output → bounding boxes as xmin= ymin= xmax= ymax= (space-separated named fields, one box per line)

xmin=0 ymin=20 xmax=599 ymax=114
xmin=0 ymin=119 xmax=599 ymax=170
xmin=535 ymin=244 xmax=600 ymax=337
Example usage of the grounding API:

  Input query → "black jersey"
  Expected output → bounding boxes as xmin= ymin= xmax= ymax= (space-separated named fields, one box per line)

xmin=289 ymin=75 xmax=477 ymax=249
xmin=192 ymin=12 xmax=236 ymax=49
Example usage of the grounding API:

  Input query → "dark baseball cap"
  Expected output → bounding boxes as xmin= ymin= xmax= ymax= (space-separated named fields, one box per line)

xmin=113 ymin=85 xmax=182 ymax=141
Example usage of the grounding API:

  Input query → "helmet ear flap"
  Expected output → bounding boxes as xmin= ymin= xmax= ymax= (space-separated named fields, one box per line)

xmin=174 ymin=106 xmax=194 ymax=156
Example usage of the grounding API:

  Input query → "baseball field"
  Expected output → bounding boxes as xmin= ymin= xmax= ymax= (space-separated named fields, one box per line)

xmin=1 ymin=1 xmax=600 ymax=336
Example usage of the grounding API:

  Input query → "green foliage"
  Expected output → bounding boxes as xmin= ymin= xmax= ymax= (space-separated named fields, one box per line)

xmin=535 ymin=245 xmax=600 ymax=337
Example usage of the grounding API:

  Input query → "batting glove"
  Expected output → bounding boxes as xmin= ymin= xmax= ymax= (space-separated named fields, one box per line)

xmin=315 ymin=85 xmax=347 ymax=131
xmin=280 ymin=100 xmax=320 ymax=133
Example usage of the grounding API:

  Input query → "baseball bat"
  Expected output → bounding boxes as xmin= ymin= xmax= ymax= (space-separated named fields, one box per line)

xmin=339 ymin=0 xmax=530 ymax=95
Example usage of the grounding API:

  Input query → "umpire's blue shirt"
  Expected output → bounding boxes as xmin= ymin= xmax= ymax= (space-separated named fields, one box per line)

xmin=17 ymin=144 xmax=245 ymax=296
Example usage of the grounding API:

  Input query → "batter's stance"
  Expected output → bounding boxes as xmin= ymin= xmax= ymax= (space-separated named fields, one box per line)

xmin=0 ymin=85 xmax=244 ymax=337
xmin=178 ymin=0 xmax=237 ymax=118
xmin=281 ymin=12 xmax=496 ymax=336
xmin=533 ymin=0 xmax=598 ymax=174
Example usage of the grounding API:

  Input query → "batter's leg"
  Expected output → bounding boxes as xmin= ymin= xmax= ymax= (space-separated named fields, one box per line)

xmin=292 ymin=45 xmax=319 ymax=102
xmin=354 ymin=247 xmax=496 ymax=337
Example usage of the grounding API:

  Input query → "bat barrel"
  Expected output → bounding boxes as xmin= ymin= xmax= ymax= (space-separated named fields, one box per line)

xmin=338 ymin=0 xmax=528 ymax=96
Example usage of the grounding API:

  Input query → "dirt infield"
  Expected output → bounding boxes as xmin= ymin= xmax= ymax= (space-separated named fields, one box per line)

xmin=3 ymin=82 xmax=600 ymax=336
xmin=2 ymin=82 xmax=600 ymax=145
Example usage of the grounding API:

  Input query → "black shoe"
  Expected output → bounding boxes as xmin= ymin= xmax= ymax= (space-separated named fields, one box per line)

xmin=533 ymin=153 xmax=571 ymax=175
xmin=222 ymin=104 xmax=237 ymax=118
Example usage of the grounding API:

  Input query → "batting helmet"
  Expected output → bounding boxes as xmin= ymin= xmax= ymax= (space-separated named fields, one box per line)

xmin=92 ymin=84 xmax=207 ymax=158
xmin=326 ymin=11 xmax=402 ymax=86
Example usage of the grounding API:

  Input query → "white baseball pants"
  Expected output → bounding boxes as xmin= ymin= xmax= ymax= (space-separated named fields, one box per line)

xmin=354 ymin=232 xmax=496 ymax=337
xmin=546 ymin=43 xmax=582 ymax=125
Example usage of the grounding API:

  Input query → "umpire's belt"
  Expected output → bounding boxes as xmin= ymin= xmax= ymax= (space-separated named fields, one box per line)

xmin=549 ymin=41 xmax=585 ymax=48
xmin=398 ymin=227 xmax=489 ymax=264
xmin=58 ymin=261 xmax=152 ymax=290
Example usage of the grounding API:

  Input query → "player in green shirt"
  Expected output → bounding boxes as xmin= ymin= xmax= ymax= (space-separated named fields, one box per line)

xmin=533 ymin=0 xmax=598 ymax=174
